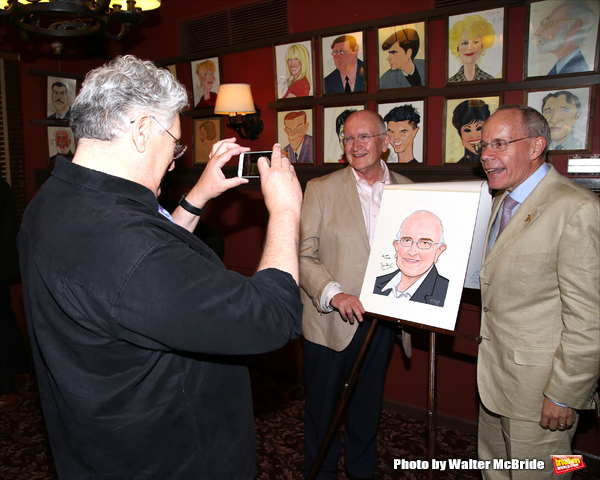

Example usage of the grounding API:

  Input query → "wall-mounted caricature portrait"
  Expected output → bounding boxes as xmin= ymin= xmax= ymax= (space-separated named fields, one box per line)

xmin=277 ymin=109 xmax=315 ymax=164
xmin=378 ymin=100 xmax=425 ymax=163
xmin=47 ymin=77 xmax=77 ymax=119
xmin=193 ymin=118 xmax=221 ymax=164
xmin=377 ymin=22 xmax=426 ymax=90
xmin=274 ymin=40 xmax=314 ymax=99
xmin=527 ymin=86 xmax=593 ymax=152
xmin=526 ymin=0 xmax=599 ymax=78
xmin=321 ymin=31 xmax=365 ymax=94
xmin=360 ymin=182 xmax=490 ymax=331
xmin=444 ymin=96 xmax=500 ymax=164
xmin=191 ymin=57 xmax=221 ymax=108
xmin=447 ymin=8 xmax=504 ymax=83
xmin=323 ymin=105 xmax=365 ymax=163
xmin=48 ymin=126 xmax=75 ymax=166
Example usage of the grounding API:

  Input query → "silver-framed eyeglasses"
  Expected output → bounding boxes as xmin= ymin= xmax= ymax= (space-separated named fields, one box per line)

xmin=398 ymin=237 xmax=443 ymax=250
xmin=341 ymin=133 xmax=386 ymax=147
xmin=473 ymin=136 xmax=536 ymax=154
xmin=150 ymin=116 xmax=187 ymax=160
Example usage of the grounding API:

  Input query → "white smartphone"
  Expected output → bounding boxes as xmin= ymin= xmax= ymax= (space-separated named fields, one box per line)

xmin=238 ymin=151 xmax=272 ymax=178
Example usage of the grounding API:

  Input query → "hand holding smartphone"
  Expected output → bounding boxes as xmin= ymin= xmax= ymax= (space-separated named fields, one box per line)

xmin=238 ymin=151 xmax=272 ymax=178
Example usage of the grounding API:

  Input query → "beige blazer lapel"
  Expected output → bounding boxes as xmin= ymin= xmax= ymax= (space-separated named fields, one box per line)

xmin=484 ymin=171 xmax=555 ymax=266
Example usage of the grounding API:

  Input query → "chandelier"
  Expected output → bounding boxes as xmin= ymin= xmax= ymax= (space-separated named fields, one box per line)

xmin=0 ymin=0 xmax=160 ymax=40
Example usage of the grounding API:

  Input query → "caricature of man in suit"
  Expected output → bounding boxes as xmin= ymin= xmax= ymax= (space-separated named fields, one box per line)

xmin=477 ymin=105 xmax=599 ymax=479
xmin=373 ymin=210 xmax=448 ymax=307
xmin=323 ymin=35 xmax=365 ymax=94
xmin=534 ymin=1 xmax=596 ymax=75
xmin=282 ymin=111 xmax=313 ymax=163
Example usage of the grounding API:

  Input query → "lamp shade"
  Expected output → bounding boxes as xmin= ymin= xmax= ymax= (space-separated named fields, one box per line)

xmin=214 ymin=84 xmax=256 ymax=116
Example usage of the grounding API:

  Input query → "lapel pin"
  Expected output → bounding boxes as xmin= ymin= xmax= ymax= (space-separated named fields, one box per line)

xmin=525 ymin=214 xmax=531 ymax=222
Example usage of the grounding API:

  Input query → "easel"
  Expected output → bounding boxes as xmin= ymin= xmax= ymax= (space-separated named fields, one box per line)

xmin=306 ymin=312 xmax=482 ymax=480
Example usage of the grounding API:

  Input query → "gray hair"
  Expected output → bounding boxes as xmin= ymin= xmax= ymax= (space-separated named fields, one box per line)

xmin=563 ymin=1 xmax=596 ymax=45
xmin=396 ymin=210 xmax=445 ymax=244
xmin=71 ymin=55 xmax=189 ymax=142
xmin=496 ymin=105 xmax=551 ymax=157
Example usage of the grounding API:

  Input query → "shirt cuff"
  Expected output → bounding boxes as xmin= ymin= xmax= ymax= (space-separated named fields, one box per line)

xmin=545 ymin=395 xmax=568 ymax=408
xmin=320 ymin=281 xmax=343 ymax=313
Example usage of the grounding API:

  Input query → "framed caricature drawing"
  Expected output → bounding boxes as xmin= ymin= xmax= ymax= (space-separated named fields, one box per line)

xmin=447 ymin=7 xmax=504 ymax=84
xmin=277 ymin=109 xmax=315 ymax=164
xmin=321 ymin=31 xmax=365 ymax=95
xmin=359 ymin=181 xmax=491 ymax=331
xmin=444 ymin=96 xmax=501 ymax=164
xmin=47 ymin=77 xmax=77 ymax=119
xmin=526 ymin=86 xmax=594 ymax=152
xmin=191 ymin=57 xmax=220 ymax=108
xmin=323 ymin=105 xmax=365 ymax=163
xmin=48 ymin=126 xmax=75 ymax=164
xmin=377 ymin=22 xmax=426 ymax=90
xmin=526 ymin=0 xmax=599 ymax=78
xmin=378 ymin=100 xmax=425 ymax=163
xmin=274 ymin=40 xmax=314 ymax=99
xmin=193 ymin=117 xmax=221 ymax=164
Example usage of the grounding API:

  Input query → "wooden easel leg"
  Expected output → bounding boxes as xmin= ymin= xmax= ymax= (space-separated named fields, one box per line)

xmin=427 ymin=331 xmax=437 ymax=480
xmin=306 ymin=318 xmax=380 ymax=480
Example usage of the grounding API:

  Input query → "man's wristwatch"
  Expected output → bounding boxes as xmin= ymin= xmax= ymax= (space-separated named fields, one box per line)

xmin=179 ymin=193 xmax=204 ymax=216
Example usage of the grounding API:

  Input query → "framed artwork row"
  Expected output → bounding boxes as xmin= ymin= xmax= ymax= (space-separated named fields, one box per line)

xmin=266 ymin=83 xmax=595 ymax=166
xmin=263 ymin=0 xmax=599 ymax=101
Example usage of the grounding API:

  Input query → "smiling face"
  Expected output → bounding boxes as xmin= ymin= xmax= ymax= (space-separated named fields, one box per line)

xmin=343 ymin=111 xmax=389 ymax=183
xmin=394 ymin=211 xmax=446 ymax=280
xmin=287 ymin=56 xmax=302 ymax=79
xmin=480 ymin=109 xmax=543 ymax=192
xmin=55 ymin=130 xmax=70 ymax=153
xmin=197 ymin=67 xmax=215 ymax=91
xmin=460 ymin=119 xmax=485 ymax=154
xmin=458 ymin=30 xmax=483 ymax=65
xmin=387 ymin=120 xmax=418 ymax=156
xmin=542 ymin=94 xmax=580 ymax=144
xmin=284 ymin=116 xmax=309 ymax=151
xmin=332 ymin=40 xmax=359 ymax=74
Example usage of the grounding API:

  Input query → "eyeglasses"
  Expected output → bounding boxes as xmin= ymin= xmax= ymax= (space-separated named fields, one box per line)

xmin=150 ymin=116 xmax=187 ymax=160
xmin=332 ymin=49 xmax=353 ymax=56
xmin=538 ymin=16 xmax=570 ymax=31
xmin=473 ymin=136 xmax=537 ymax=154
xmin=341 ymin=133 xmax=386 ymax=147
xmin=397 ymin=237 xmax=443 ymax=250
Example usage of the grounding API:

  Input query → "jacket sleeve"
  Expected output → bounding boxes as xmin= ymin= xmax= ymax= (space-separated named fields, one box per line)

xmin=544 ymin=198 xmax=600 ymax=409
xmin=299 ymin=180 xmax=335 ymax=313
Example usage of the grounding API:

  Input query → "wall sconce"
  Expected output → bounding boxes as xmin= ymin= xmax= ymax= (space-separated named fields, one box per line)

xmin=214 ymin=84 xmax=263 ymax=141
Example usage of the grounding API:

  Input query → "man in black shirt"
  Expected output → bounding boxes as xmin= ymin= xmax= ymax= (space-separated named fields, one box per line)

xmin=18 ymin=55 xmax=303 ymax=479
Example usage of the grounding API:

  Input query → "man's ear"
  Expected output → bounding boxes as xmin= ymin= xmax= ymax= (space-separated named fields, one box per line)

xmin=433 ymin=244 xmax=447 ymax=263
xmin=131 ymin=115 xmax=151 ymax=154
xmin=530 ymin=136 xmax=546 ymax=160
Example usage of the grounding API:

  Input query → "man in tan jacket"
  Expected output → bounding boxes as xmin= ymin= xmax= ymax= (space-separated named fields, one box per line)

xmin=477 ymin=105 xmax=599 ymax=479
xmin=300 ymin=110 xmax=412 ymax=480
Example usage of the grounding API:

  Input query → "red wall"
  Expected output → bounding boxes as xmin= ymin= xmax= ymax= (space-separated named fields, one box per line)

xmin=2 ymin=0 xmax=598 ymax=455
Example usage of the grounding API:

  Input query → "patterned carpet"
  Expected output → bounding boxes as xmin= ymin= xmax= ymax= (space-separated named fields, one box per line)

xmin=0 ymin=369 xmax=593 ymax=479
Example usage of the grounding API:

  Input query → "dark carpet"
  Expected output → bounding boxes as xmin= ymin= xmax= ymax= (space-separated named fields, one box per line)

xmin=0 ymin=370 xmax=593 ymax=479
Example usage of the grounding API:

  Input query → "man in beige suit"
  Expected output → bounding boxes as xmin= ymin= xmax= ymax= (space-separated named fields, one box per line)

xmin=476 ymin=105 xmax=599 ymax=479
xmin=300 ymin=110 xmax=412 ymax=480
